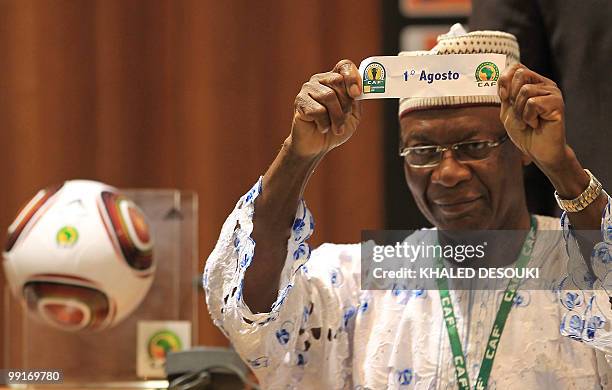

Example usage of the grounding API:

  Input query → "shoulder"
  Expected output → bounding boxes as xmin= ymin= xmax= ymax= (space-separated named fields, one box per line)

xmin=309 ymin=243 xmax=362 ymax=276
xmin=530 ymin=214 xmax=567 ymax=278
xmin=312 ymin=242 xmax=362 ymax=258
xmin=534 ymin=214 xmax=561 ymax=231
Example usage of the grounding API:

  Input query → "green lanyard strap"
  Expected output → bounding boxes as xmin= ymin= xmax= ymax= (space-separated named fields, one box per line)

xmin=436 ymin=216 xmax=537 ymax=390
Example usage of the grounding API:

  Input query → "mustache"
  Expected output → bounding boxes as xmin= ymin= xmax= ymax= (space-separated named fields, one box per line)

xmin=427 ymin=185 xmax=486 ymax=204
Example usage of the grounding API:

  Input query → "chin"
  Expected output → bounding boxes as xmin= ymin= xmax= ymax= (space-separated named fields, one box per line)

xmin=431 ymin=211 xmax=492 ymax=230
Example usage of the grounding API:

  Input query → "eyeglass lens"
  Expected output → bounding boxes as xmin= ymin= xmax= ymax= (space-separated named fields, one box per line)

xmin=406 ymin=141 xmax=495 ymax=167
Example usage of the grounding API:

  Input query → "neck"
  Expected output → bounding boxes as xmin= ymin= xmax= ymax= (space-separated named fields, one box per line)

xmin=501 ymin=207 xmax=531 ymax=230
xmin=440 ymin=208 xmax=534 ymax=268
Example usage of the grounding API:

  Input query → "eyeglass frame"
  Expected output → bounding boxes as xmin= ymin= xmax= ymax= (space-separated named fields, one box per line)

xmin=399 ymin=134 xmax=509 ymax=168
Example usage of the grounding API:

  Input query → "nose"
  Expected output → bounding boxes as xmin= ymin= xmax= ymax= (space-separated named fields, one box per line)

xmin=430 ymin=150 xmax=472 ymax=187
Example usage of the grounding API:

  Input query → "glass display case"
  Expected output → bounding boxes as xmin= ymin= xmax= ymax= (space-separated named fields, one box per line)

xmin=3 ymin=189 xmax=199 ymax=387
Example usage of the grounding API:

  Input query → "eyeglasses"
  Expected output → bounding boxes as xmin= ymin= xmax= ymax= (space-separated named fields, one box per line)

xmin=399 ymin=134 xmax=509 ymax=168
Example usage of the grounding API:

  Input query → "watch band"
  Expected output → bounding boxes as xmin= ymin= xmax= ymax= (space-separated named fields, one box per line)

xmin=555 ymin=169 xmax=603 ymax=212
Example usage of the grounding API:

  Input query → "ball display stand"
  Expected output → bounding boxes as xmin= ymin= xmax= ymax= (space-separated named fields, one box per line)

xmin=3 ymin=189 xmax=199 ymax=388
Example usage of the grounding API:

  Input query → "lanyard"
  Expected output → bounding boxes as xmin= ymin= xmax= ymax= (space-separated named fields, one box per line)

xmin=436 ymin=216 xmax=537 ymax=390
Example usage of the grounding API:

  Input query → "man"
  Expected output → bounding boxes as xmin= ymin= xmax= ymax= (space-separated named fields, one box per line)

xmin=204 ymin=27 xmax=612 ymax=389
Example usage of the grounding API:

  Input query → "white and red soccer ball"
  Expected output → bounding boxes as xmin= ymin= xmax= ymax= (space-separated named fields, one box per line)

xmin=3 ymin=180 xmax=155 ymax=331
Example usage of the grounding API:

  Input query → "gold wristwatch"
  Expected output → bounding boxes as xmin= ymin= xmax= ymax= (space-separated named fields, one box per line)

xmin=554 ymin=169 xmax=603 ymax=212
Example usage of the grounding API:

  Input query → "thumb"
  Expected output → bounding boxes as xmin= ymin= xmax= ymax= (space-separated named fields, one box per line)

xmin=500 ymin=100 xmax=527 ymax=133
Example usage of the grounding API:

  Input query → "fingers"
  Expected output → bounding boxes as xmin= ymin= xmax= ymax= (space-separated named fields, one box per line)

xmin=307 ymin=82 xmax=346 ymax=134
xmin=514 ymin=84 xmax=560 ymax=128
xmin=294 ymin=82 xmax=347 ymax=134
xmin=350 ymin=99 xmax=362 ymax=123
xmin=498 ymin=64 xmax=520 ymax=101
xmin=333 ymin=59 xmax=362 ymax=98
xmin=310 ymin=72 xmax=354 ymax=116
xmin=293 ymin=60 xmax=361 ymax=136
xmin=522 ymin=94 xmax=564 ymax=131
xmin=498 ymin=64 xmax=556 ymax=103
xmin=509 ymin=67 xmax=542 ymax=103
xmin=500 ymin=99 xmax=527 ymax=133
xmin=296 ymin=68 xmax=359 ymax=135
xmin=294 ymin=92 xmax=332 ymax=133
xmin=498 ymin=63 xmax=564 ymax=130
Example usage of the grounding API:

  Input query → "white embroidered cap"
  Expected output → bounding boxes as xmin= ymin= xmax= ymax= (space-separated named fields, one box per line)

xmin=398 ymin=23 xmax=520 ymax=116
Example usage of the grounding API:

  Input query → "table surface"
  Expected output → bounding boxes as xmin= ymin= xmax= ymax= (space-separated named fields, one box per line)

xmin=0 ymin=380 xmax=169 ymax=389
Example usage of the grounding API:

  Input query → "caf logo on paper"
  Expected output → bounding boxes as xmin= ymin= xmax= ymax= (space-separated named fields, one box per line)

xmin=363 ymin=62 xmax=386 ymax=93
xmin=475 ymin=62 xmax=500 ymax=87
xmin=147 ymin=329 xmax=182 ymax=366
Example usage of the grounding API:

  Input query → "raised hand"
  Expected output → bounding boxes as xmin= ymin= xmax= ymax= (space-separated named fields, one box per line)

xmin=498 ymin=63 xmax=607 ymax=232
xmin=498 ymin=63 xmax=568 ymax=169
xmin=289 ymin=59 xmax=362 ymax=158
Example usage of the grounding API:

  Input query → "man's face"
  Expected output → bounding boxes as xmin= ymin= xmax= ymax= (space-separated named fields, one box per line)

xmin=400 ymin=105 xmax=527 ymax=230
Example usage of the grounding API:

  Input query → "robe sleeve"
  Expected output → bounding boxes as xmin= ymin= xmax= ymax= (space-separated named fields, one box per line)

xmin=558 ymin=193 xmax=612 ymax=358
xmin=203 ymin=177 xmax=361 ymax=388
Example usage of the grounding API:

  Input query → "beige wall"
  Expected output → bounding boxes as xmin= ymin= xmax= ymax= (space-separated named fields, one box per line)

xmin=0 ymin=0 xmax=384 ymax=366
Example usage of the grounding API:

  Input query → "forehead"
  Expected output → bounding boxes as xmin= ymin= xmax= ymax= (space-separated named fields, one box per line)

xmin=399 ymin=105 xmax=504 ymax=144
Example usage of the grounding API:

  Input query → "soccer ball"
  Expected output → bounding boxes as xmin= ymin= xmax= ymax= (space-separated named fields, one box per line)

xmin=3 ymin=180 xmax=155 ymax=332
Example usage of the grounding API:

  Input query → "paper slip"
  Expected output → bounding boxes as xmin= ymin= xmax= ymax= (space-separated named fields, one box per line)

xmin=356 ymin=54 xmax=506 ymax=100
